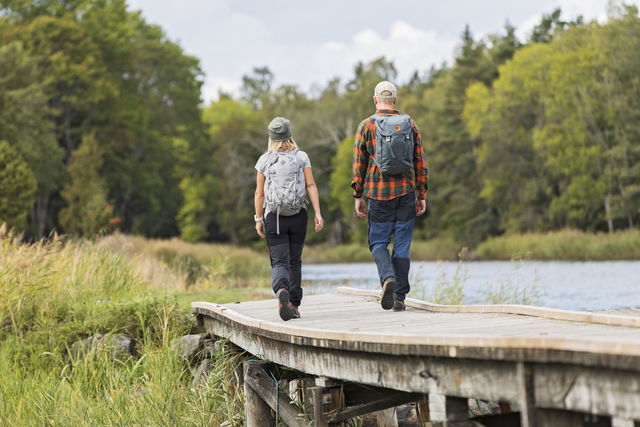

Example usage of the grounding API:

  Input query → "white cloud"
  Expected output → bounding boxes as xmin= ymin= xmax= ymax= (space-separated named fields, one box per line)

xmin=199 ymin=20 xmax=457 ymax=102
xmin=266 ymin=21 xmax=457 ymax=97
xmin=128 ymin=0 xmax=636 ymax=103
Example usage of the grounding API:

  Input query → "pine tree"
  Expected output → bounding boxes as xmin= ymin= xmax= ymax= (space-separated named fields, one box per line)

xmin=0 ymin=141 xmax=37 ymax=230
xmin=59 ymin=134 xmax=119 ymax=236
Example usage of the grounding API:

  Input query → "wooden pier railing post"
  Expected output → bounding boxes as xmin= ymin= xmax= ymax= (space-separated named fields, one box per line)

xmin=243 ymin=361 xmax=274 ymax=427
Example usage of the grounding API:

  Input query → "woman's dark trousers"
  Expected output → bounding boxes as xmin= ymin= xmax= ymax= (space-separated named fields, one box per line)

xmin=265 ymin=208 xmax=307 ymax=306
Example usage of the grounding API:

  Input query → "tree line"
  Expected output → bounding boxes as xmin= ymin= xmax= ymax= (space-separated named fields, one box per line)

xmin=0 ymin=0 xmax=638 ymax=246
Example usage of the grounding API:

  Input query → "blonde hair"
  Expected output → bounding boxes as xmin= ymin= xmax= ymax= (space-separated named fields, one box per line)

xmin=268 ymin=137 xmax=299 ymax=152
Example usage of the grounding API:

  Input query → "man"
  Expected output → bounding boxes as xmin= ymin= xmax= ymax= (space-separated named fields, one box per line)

xmin=351 ymin=81 xmax=429 ymax=311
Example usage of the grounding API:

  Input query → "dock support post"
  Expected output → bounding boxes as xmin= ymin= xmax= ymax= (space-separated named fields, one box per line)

xmin=417 ymin=396 xmax=430 ymax=424
xmin=517 ymin=362 xmax=536 ymax=427
xmin=243 ymin=361 xmax=274 ymax=427
xmin=310 ymin=386 xmax=329 ymax=427
xmin=301 ymin=377 xmax=316 ymax=420
xmin=375 ymin=407 xmax=398 ymax=426
xmin=612 ymin=418 xmax=634 ymax=427
xmin=428 ymin=393 xmax=469 ymax=425
xmin=536 ymin=409 xmax=586 ymax=426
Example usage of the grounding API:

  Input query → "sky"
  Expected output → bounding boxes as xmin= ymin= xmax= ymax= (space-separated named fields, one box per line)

xmin=126 ymin=0 xmax=634 ymax=102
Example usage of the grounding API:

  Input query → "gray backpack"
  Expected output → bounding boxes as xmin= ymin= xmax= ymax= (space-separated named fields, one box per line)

xmin=263 ymin=150 xmax=307 ymax=233
xmin=371 ymin=114 xmax=414 ymax=175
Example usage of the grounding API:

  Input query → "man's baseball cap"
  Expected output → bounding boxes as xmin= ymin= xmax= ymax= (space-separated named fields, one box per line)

xmin=374 ymin=81 xmax=397 ymax=99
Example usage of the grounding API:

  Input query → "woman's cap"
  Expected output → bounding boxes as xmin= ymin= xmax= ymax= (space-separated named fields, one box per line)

xmin=268 ymin=117 xmax=292 ymax=141
xmin=374 ymin=81 xmax=397 ymax=99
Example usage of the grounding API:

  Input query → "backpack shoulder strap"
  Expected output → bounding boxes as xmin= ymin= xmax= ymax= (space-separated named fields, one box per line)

xmin=264 ymin=152 xmax=280 ymax=169
xmin=286 ymin=149 xmax=303 ymax=168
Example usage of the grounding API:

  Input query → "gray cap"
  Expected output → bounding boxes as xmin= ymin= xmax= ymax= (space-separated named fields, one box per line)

xmin=374 ymin=81 xmax=398 ymax=99
xmin=268 ymin=117 xmax=292 ymax=141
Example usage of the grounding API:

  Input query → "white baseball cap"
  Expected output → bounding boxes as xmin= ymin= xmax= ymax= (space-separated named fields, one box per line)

xmin=374 ymin=81 xmax=397 ymax=99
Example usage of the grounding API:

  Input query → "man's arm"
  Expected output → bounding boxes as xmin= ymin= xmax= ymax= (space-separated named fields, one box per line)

xmin=412 ymin=120 xmax=429 ymax=201
xmin=351 ymin=120 xmax=369 ymax=199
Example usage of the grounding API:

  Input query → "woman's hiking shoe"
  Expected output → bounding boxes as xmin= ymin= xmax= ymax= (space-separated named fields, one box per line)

xmin=277 ymin=289 xmax=296 ymax=321
xmin=381 ymin=278 xmax=396 ymax=310
xmin=291 ymin=305 xmax=301 ymax=318
xmin=392 ymin=300 xmax=406 ymax=311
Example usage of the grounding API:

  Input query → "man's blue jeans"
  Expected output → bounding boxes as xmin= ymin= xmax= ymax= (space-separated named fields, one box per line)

xmin=367 ymin=192 xmax=416 ymax=302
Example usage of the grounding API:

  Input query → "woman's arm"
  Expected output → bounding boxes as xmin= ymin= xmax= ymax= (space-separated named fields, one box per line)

xmin=303 ymin=167 xmax=324 ymax=232
xmin=254 ymin=172 xmax=266 ymax=238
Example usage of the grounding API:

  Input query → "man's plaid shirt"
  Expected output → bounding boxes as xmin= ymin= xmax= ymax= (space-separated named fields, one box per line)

xmin=351 ymin=109 xmax=429 ymax=201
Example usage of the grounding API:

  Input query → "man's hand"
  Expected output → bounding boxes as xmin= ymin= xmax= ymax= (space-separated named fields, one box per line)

xmin=416 ymin=199 xmax=427 ymax=216
xmin=255 ymin=221 xmax=265 ymax=238
xmin=355 ymin=198 xmax=367 ymax=218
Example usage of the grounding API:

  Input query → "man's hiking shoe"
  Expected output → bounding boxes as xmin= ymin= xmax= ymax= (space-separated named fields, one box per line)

xmin=380 ymin=278 xmax=396 ymax=310
xmin=276 ymin=289 xmax=296 ymax=321
xmin=291 ymin=305 xmax=301 ymax=319
xmin=392 ymin=300 xmax=406 ymax=312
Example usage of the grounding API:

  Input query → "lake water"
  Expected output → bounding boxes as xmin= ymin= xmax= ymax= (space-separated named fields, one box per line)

xmin=301 ymin=261 xmax=640 ymax=311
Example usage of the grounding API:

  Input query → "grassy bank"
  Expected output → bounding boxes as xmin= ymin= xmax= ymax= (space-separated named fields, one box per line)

xmin=475 ymin=229 xmax=640 ymax=261
xmin=305 ymin=229 xmax=640 ymax=262
xmin=304 ymin=236 xmax=462 ymax=263
xmin=0 ymin=233 xmax=262 ymax=425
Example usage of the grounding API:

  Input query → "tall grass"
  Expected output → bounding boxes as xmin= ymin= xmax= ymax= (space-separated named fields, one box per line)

xmin=481 ymin=257 xmax=544 ymax=305
xmin=97 ymin=233 xmax=271 ymax=289
xmin=410 ymin=249 xmax=543 ymax=306
xmin=0 ymin=233 xmax=247 ymax=426
xmin=476 ymin=229 xmax=640 ymax=260
xmin=411 ymin=248 xmax=468 ymax=304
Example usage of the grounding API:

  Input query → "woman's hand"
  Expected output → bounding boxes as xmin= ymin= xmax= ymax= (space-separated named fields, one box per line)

xmin=255 ymin=221 xmax=265 ymax=238
xmin=314 ymin=214 xmax=324 ymax=232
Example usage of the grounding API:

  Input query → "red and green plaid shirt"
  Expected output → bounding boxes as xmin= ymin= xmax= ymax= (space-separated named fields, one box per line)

xmin=351 ymin=109 xmax=429 ymax=200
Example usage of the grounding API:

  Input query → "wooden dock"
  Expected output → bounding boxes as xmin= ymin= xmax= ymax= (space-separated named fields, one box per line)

xmin=193 ymin=287 xmax=640 ymax=426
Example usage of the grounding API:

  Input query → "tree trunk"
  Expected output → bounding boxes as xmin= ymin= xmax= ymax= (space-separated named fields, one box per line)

xmin=604 ymin=194 xmax=614 ymax=234
xmin=30 ymin=192 xmax=51 ymax=239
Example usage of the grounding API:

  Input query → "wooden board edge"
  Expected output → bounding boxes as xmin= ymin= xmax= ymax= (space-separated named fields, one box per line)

xmin=335 ymin=287 xmax=640 ymax=328
xmin=194 ymin=299 xmax=640 ymax=357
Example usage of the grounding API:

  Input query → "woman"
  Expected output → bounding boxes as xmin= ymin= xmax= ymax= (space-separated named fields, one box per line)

xmin=254 ymin=117 xmax=323 ymax=321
